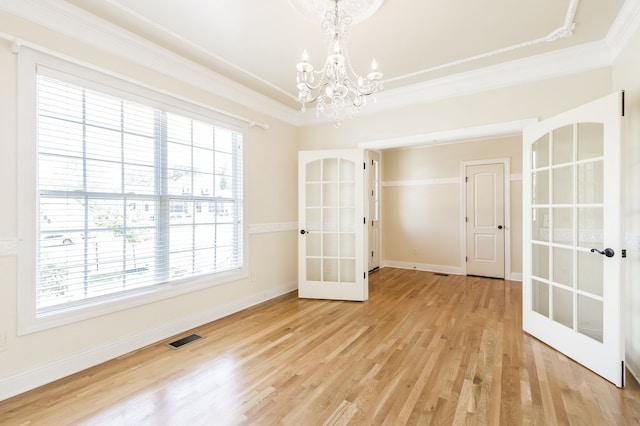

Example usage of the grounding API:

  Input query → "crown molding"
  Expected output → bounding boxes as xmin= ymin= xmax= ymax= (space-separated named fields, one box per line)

xmin=300 ymin=39 xmax=613 ymax=125
xmin=1 ymin=0 xmax=638 ymax=128
xmin=0 ymin=0 xmax=303 ymax=126
xmin=606 ymin=0 xmax=640 ymax=60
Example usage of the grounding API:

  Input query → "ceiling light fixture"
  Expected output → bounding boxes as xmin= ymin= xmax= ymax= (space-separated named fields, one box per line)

xmin=295 ymin=0 xmax=383 ymax=126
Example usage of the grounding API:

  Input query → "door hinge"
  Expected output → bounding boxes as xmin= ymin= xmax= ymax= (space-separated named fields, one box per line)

xmin=622 ymin=90 xmax=625 ymax=117
xmin=364 ymin=217 xmax=366 ymax=224
xmin=622 ymin=249 xmax=627 ymax=258
xmin=364 ymin=272 xmax=366 ymax=279
xmin=372 ymin=251 xmax=374 ymax=257
xmin=465 ymin=256 xmax=468 ymax=262
xmin=465 ymin=176 xmax=468 ymax=183
xmin=465 ymin=217 xmax=468 ymax=222
xmin=363 ymin=162 xmax=366 ymax=170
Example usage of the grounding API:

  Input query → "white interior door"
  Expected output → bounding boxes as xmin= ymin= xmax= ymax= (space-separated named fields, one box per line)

xmin=466 ymin=163 xmax=505 ymax=278
xmin=368 ymin=151 xmax=381 ymax=272
xmin=523 ymin=92 xmax=624 ymax=387
xmin=298 ymin=149 xmax=368 ymax=301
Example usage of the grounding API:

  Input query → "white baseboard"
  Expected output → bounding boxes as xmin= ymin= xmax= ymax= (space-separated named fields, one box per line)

xmin=382 ymin=261 xmax=522 ymax=282
xmin=382 ymin=260 xmax=463 ymax=275
xmin=0 ymin=281 xmax=297 ymax=402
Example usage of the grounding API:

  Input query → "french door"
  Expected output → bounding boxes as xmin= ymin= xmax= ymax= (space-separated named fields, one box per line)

xmin=523 ymin=92 xmax=624 ymax=387
xmin=298 ymin=150 xmax=368 ymax=301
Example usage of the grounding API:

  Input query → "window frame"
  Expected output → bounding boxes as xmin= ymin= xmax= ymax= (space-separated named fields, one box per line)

xmin=17 ymin=48 xmax=249 ymax=335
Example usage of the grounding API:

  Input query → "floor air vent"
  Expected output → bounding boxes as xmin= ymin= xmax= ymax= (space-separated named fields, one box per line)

xmin=433 ymin=273 xmax=449 ymax=277
xmin=166 ymin=333 xmax=203 ymax=349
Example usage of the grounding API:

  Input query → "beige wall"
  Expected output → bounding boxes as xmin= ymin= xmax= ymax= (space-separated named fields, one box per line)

xmin=381 ymin=136 xmax=522 ymax=276
xmin=612 ymin=28 xmax=640 ymax=382
xmin=297 ymin=70 xmax=613 ymax=281
xmin=298 ymin=68 xmax=613 ymax=151
xmin=0 ymin=12 xmax=299 ymax=398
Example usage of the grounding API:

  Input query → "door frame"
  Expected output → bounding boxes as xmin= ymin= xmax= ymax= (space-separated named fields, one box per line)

xmin=460 ymin=158 xmax=511 ymax=279
xmin=366 ymin=150 xmax=382 ymax=272
xmin=358 ymin=119 xmax=536 ymax=277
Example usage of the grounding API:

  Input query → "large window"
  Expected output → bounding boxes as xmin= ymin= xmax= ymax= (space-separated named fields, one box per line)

xmin=18 ymin=49 xmax=247 ymax=332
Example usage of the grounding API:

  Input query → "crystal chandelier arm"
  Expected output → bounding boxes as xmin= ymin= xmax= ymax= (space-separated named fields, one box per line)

xmin=294 ymin=0 xmax=383 ymax=125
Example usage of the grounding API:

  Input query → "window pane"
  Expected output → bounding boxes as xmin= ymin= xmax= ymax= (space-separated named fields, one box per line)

xmin=35 ymin=73 xmax=244 ymax=314
xmin=194 ymin=148 xmax=214 ymax=174
xmin=124 ymin=134 xmax=155 ymax=166
xmin=123 ymin=102 xmax=156 ymax=136
xmin=124 ymin=165 xmax=155 ymax=195
xmin=39 ymin=116 xmax=83 ymax=157
xmin=168 ymin=142 xmax=192 ymax=170
xmin=86 ymin=159 xmax=122 ymax=193
xmin=85 ymin=91 xmax=122 ymax=130
xmin=39 ymin=155 xmax=84 ymax=191
xmin=86 ymin=126 xmax=121 ymax=162
xmin=193 ymin=121 xmax=213 ymax=148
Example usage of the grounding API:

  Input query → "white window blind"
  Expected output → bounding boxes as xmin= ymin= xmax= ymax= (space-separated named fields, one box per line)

xmin=36 ymin=74 xmax=244 ymax=313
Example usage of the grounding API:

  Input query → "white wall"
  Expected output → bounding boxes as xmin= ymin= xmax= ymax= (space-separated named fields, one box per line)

xmin=0 ymin=12 xmax=299 ymax=400
xmin=612 ymin=26 xmax=640 ymax=383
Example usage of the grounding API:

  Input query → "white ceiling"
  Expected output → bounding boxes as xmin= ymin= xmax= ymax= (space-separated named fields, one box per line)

xmin=1 ymin=0 xmax=636 ymax=125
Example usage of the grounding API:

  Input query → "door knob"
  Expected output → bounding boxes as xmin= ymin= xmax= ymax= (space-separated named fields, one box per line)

xmin=590 ymin=248 xmax=614 ymax=257
xmin=300 ymin=229 xmax=307 ymax=235
xmin=498 ymin=225 xmax=503 ymax=229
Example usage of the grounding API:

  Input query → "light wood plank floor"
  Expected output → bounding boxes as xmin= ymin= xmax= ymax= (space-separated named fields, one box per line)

xmin=1 ymin=268 xmax=639 ymax=425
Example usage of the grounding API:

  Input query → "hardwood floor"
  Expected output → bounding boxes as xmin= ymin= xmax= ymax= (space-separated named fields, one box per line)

xmin=1 ymin=268 xmax=639 ymax=425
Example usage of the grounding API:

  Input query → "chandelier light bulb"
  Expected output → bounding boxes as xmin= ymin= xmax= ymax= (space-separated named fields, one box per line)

xmin=302 ymin=49 xmax=309 ymax=62
xmin=371 ymin=58 xmax=378 ymax=71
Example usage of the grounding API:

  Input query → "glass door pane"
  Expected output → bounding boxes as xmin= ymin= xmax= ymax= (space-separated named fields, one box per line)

xmin=531 ymin=122 xmax=605 ymax=343
xmin=304 ymin=158 xmax=356 ymax=284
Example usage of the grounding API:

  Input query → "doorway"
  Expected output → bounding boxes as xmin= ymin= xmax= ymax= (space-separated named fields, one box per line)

xmin=368 ymin=151 xmax=381 ymax=273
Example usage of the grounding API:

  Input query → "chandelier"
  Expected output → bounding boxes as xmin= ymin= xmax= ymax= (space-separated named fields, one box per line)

xmin=295 ymin=0 xmax=383 ymax=126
